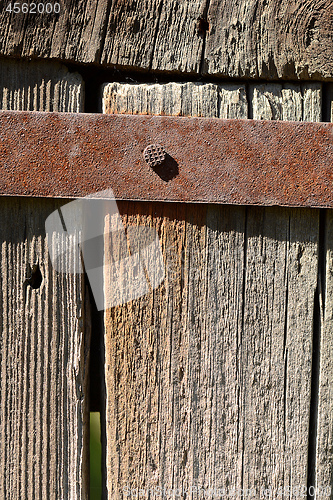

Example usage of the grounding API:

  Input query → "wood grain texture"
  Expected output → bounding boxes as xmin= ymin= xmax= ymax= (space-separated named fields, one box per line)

xmin=0 ymin=1 xmax=108 ymax=64
xmin=249 ymin=82 xmax=322 ymax=121
xmin=0 ymin=197 xmax=90 ymax=499
xmin=0 ymin=1 xmax=332 ymax=80
xmin=0 ymin=63 xmax=89 ymax=499
xmin=204 ymin=0 xmax=333 ymax=80
xmin=102 ymin=81 xmax=248 ymax=117
xmin=241 ymin=207 xmax=318 ymax=493
xmin=102 ymin=82 xmax=324 ymax=498
xmin=0 ymin=58 xmax=84 ymax=111
xmin=315 ymin=104 xmax=333 ymax=493
xmin=103 ymin=83 xmax=248 ymax=498
xmin=244 ymin=84 xmax=320 ymax=493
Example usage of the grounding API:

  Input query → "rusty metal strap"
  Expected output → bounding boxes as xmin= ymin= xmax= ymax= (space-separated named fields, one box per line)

xmin=0 ymin=110 xmax=332 ymax=208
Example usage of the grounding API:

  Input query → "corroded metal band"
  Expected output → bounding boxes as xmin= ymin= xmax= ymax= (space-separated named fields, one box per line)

xmin=0 ymin=110 xmax=332 ymax=208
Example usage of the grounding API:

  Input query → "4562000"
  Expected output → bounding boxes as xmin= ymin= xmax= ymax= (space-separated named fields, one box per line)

xmin=5 ymin=2 xmax=60 ymax=13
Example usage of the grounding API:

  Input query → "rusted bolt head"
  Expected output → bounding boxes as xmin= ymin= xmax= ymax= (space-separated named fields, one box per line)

xmin=143 ymin=144 xmax=166 ymax=168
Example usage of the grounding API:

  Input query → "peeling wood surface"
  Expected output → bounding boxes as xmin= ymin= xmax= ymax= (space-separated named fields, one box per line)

xmin=102 ymin=82 xmax=326 ymax=498
xmin=0 ymin=1 xmax=332 ymax=80
xmin=0 ymin=63 xmax=89 ymax=499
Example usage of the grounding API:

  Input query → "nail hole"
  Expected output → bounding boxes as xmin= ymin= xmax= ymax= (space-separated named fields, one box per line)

xmin=198 ymin=17 xmax=210 ymax=34
xmin=24 ymin=261 xmax=43 ymax=289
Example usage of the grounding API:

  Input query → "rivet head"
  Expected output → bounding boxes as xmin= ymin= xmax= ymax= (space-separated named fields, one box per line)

xmin=143 ymin=144 xmax=166 ymax=168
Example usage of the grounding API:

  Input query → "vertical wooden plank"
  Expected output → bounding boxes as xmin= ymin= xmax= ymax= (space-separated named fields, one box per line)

xmin=316 ymin=86 xmax=333 ymax=495
xmin=0 ymin=62 xmax=90 ymax=499
xmin=102 ymin=82 xmax=248 ymax=498
xmin=243 ymin=83 xmax=321 ymax=494
xmin=241 ymin=206 xmax=318 ymax=494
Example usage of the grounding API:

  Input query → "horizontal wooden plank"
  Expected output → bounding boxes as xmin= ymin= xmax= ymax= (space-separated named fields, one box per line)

xmin=0 ymin=1 xmax=331 ymax=79
xmin=102 ymin=82 xmax=248 ymax=118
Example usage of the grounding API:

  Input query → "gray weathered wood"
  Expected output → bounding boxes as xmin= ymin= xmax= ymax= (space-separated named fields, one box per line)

xmin=102 ymin=81 xmax=248 ymax=117
xmin=242 ymin=207 xmax=318 ymax=493
xmin=0 ymin=63 xmax=89 ymax=499
xmin=250 ymin=82 xmax=322 ymax=121
xmin=0 ymin=1 xmax=332 ymax=80
xmin=316 ymin=100 xmax=333 ymax=494
xmin=243 ymin=84 xmax=321 ymax=493
xmin=101 ymin=82 xmax=324 ymax=498
xmin=103 ymin=83 xmax=248 ymax=498
xmin=0 ymin=58 xmax=84 ymax=111
xmin=204 ymin=0 xmax=333 ymax=80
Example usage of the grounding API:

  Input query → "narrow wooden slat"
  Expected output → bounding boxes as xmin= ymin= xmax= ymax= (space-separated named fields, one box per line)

xmin=0 ymin=58 xmax=84 ymax=112
xmin=0 ymin=62 xmax=89 ymax=499
xmin=250 ymin=82 xmax=322 ymax=121
xmin=242 ymin=83 xmax=321 ymax=493
xmin=316 ymin=90 xmax=333 ymax=493
xmin=102 ymin=81 xmax=248 ymax=117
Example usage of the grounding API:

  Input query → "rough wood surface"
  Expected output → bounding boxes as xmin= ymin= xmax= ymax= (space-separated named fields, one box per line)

xmin=0 ymin=58 xmax=84 ymax=111
xmin=102 ymin=82 xmax=325 ymax=498
xmin=102 ymin=81 xmax=248 ymax=117
xmin=315 ymin=105 xmax=333 ymax=493
xmin=204 ymin=0 xmax=333 ymax=80
xmin=0 ymin=63 xmax=89 ymax=499
xmin=249 ymin=83 xmax=322 ymax=121
xmin=0 ymin=1 xmax=332 ymax=80
xmin=244 ymin=84 xmax=321 ymax=493
xmin=241 ymin=207 xmax=318 ymax=493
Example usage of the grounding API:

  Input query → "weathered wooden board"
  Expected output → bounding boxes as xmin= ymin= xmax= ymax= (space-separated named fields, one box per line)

xmin=101 ymin=82 xmax=324 ymax=498
xmin=102 ymin=81 xmax=248 ymax=117
xmin=243 ymin=83 xmax=321 ymax=494
xmin=0 ymin=62 xmax=89 ymax=499
xmin=0 ymin=1 xmax=332 ymax=80
xmin=0 ymin=58 xmax=84 ymax=111
xmin=241 ymin=207 xmax=318 ymax=493
xmin=249 ymin=82 xmax=322 ymax=121
xmin=204 ymin=0 xmax=333 ymax=80
xmin=316 ymin=103 xmax=333 ymax=493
